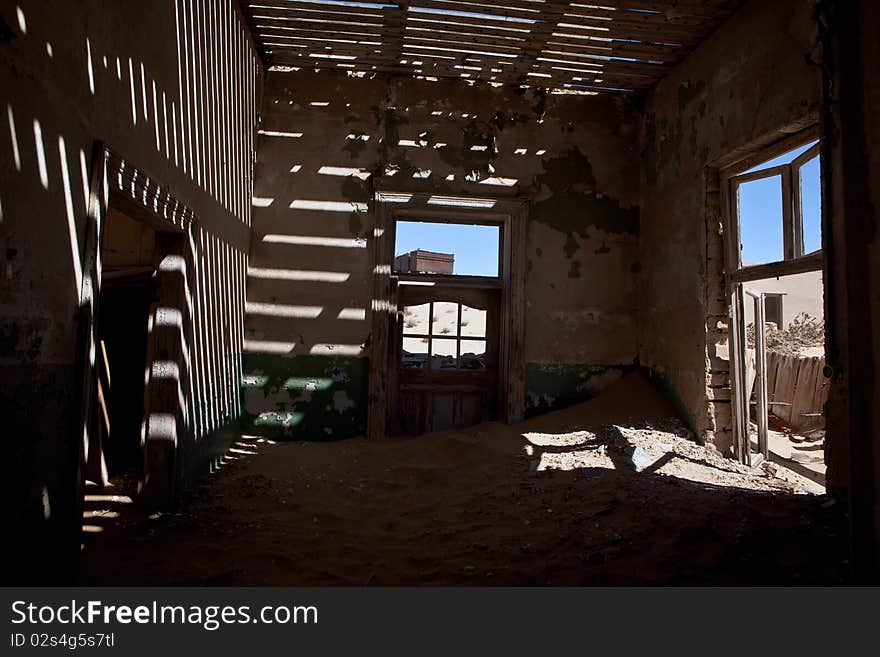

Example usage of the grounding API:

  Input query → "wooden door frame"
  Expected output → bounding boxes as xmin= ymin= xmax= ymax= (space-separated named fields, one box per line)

xmin=76 ymin=143 xmax=196 ymax=508
xmin=368 ymin=192 xmax=528 ymax=438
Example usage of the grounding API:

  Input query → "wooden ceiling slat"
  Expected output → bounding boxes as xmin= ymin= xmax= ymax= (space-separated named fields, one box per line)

xmin=403 ymin=34 xmax=526 ymax=53
xmin=546 ymin=35 xmax=685 ymax=63
xmin=242 ymin=0 xmax=745 ymax=94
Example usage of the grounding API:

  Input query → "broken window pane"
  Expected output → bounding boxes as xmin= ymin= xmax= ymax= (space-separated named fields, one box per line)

xmin=402 ymin=337 xmax=428 ymax=369
xmin=402 ymin=303 xmax=430 ymax=334
xmin=430 ymin=338 xmax=457 ymax=369
xmin=459 ymin=339 xmax=487 ymax=370
xmin=460 ymin=305 xmax=486 ymax=337
xmin=738 ymin=175 xmax=784 ymax=266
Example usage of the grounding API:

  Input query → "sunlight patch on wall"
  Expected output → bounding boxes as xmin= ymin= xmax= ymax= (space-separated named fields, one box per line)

xmin=259 ymin=129 xmax=303 ymax=138
xmin=337 ymin=307 xmax=366 ymax=320
xmin=309 ymin=343 xmax=364 ymax=356
xmin=58 ymin=136 xmax=83 ymax=296
xmin=290 ymin=199 xmax=368 ymax=212
xmin=247 ymin=266 xmax=350 ymax=282
xmin=317 ymin=166 xmax=371 ymax=180
xmin=33 ymin=119 xmax=48 ymax=189
xmin=262 ymin=234 xmax=367 ymax=248
xmin=7 ymin=104 xmax=20 ymax=171
xmin=245 ymin=301 xmax=323 ymax=318
xmin=426 ymin=195 xmax=496 ymax=209
xmin=243 ymin=339 xmax=297 ymax=355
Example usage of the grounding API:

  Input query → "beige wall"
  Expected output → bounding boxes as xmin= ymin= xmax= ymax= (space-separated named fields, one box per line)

xmin=742 ymin=270 xmax=824 ymax=328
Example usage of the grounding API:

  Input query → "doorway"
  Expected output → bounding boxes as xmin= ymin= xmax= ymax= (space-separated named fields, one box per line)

xmin=368 ymin=193 xmax=528 ymax=438
xmin=722 ymin=131 xmax=828 ymax=490
xmin=85 ymin=206 xmax=157 ymax=488
xmin=392 ymin=285 xmax=500 ymax=435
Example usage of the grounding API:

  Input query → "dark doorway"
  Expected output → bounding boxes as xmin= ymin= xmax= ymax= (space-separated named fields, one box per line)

xmin=96 ymin=273 xmax=151 ymax=479
xmin=87 ymin=206 xmax=158 ymax=485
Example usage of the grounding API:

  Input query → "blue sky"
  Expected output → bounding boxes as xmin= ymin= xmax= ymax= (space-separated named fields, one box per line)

xmin=740 ymin=141 xmax=822 ymax=264
xmin=395 ymin=221 xmax=500 ymax=276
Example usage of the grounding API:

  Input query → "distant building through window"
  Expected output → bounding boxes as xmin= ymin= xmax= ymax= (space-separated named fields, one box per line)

xmin=394 ymin=249 xmax=455 ymax=275
xmin=393 ymin=220 xmax=500 ymax=277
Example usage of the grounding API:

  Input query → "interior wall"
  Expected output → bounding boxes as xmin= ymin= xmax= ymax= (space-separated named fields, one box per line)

xmin=0 ymin=0 xmax=260 ymax=581
xmin=638 ymin=0 xmax=822 ymax=453
xmin=244 ymin=70 xmax=641 ymax=439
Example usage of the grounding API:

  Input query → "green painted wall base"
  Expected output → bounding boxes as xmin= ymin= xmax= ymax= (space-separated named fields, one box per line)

xmin=240 ymin=354 xmax=368 ymax=440
xmin=524 ymin=362 xmax=635 ymax=417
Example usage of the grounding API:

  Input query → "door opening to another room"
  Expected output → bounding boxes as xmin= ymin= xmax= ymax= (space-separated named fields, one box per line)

xmin=722 ymin=133 xmax=827 ymax=491
xmin=392 ymin=286 xmax=500 ymax=435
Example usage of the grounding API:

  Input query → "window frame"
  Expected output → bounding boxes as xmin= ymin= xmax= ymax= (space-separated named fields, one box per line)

xmin=400 ymin=300 xmax=488 ymax=371
xmin=720 ymin=127 xmax=825 ymax=465
xmin=391 ymin=215 xmax=505 ymax=286
xmin=368 ymin=192 xmax=528 ymax=438
xmin=722 ymin=129 xmax=823 ymax=285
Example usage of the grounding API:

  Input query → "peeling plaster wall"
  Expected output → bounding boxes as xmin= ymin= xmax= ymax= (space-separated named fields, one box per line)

xmin=0 ymin=1 xmax=260 ymax=581
xmin=245 ymin=71 xmax=641 ymax=437
xmin=639 ymin=0 xmax=822 ymax=452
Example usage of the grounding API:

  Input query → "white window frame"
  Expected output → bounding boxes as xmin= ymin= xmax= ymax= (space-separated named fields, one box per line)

xmin=720 ymin=128 xmax=824 ymax=465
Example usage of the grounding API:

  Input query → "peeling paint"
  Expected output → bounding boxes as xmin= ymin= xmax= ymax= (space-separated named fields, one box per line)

xmin=525 ymin=363 xmax=632 ymax=417
xmin=241 ymin=354 xmax=367 ymax=440
xmin=531 ymin=147 xmax=639 ymax=255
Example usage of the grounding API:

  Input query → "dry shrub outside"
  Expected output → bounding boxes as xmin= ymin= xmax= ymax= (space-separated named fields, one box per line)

xmin=746 ymin=312 xmax=825 ymax=356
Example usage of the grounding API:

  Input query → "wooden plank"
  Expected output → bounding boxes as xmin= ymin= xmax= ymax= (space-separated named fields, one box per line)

xmin=403 ymin=34 xmax=525 ymax=54
xmin=753 ymin=294 xmax=769 ymax=459
xmin=790 ymin=356 xmax=821 ymax=431
xmin=772 ymin=354 xmax=797 ymax=425
xmin=729 ymin=251 xmax=824 ymax=284
xmin=545 ymin=33 xmax=686 ymax=61
xmin=766 ymin=349 xmax=780 ymax=401
xmin=728 ymin=284 xmax=750 ymax=463
xmin=243 ymin=0 xmax=745 ymax=95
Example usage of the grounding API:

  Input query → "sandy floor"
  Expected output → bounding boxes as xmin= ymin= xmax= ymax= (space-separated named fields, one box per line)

xmin=79 ymin=374 xmax=848 ymax=585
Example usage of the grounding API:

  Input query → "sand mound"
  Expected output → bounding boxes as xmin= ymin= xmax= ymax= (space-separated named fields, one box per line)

xmin=520 ymin=370 xmax=676 ymax=433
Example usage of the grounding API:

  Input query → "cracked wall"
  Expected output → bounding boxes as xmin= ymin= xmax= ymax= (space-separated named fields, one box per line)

xmin=245 ymin=71 xmax=641 ymax=437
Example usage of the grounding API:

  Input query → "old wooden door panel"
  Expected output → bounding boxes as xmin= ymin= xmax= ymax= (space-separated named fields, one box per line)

xmin=394 ymin=285 xmax=500 ymax=436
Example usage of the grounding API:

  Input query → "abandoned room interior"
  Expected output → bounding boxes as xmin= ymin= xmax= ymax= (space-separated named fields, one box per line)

xmin=1 ymin=0 xmax=878 ymax=586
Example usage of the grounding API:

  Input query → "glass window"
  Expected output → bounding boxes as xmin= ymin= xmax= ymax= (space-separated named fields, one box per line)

xmin=394 ymin=221 xmax=500 ymax=276
xmin=460 ymin=305 xmax=486 ymax=337
xmin=799 ymin=154 xmax=822 ymax=254
xmin=738 ymin=175 xmax=784 ymax=266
